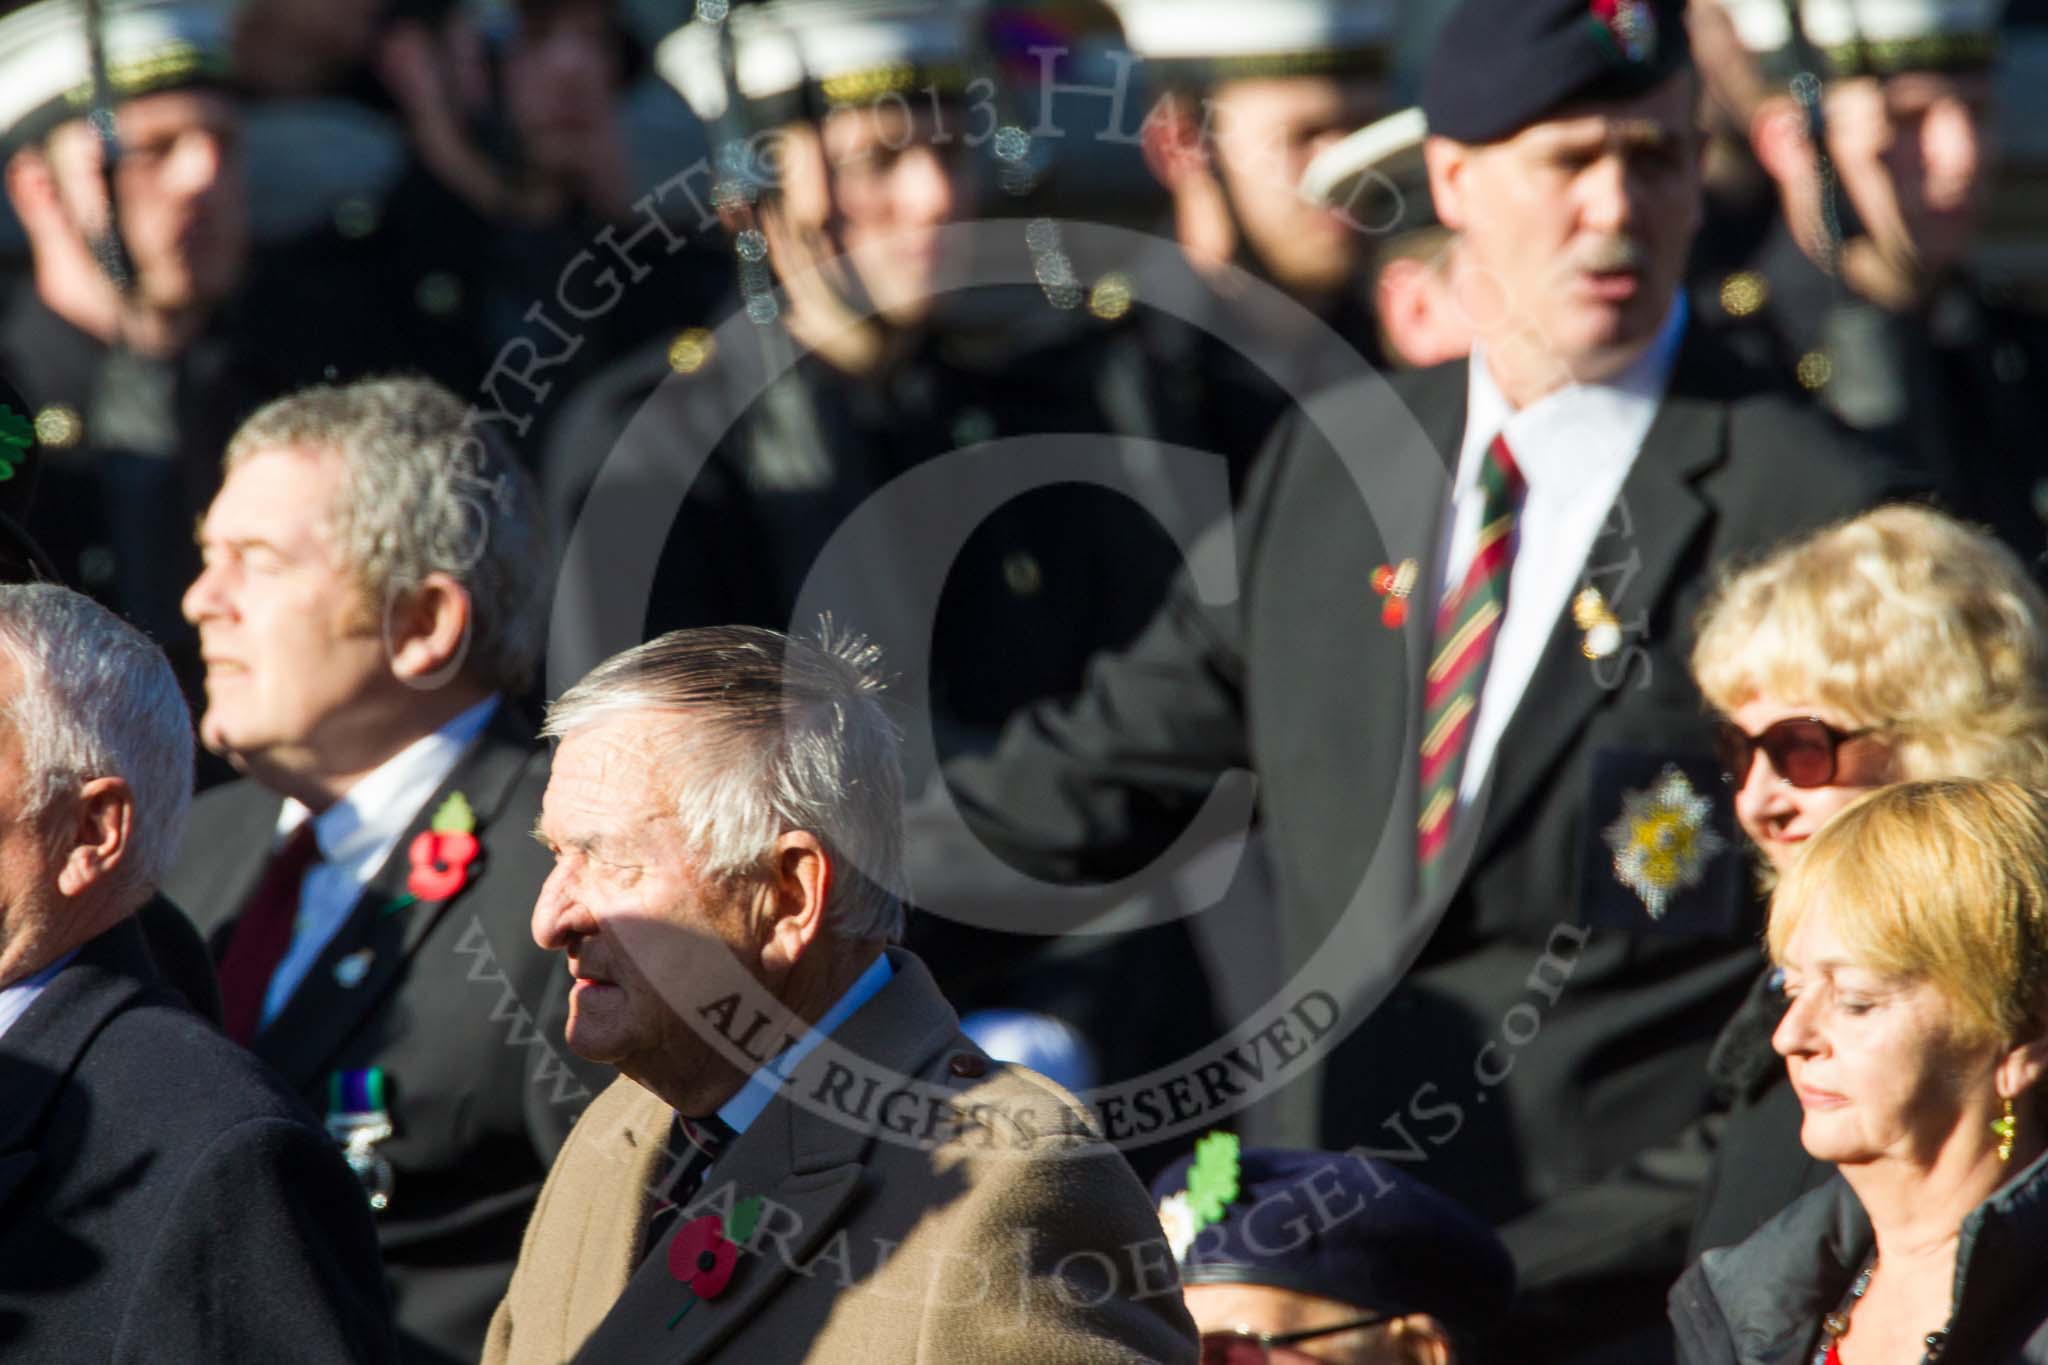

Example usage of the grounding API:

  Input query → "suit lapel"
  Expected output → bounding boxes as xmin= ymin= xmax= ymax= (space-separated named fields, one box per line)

xmin=1344 ymin=363 xmax=1463 ymax=911
xmin=254 ymin=713 xmax=540 ymax=1091
xmin=1469 ymin=332 xmax=1727 ymax=865
xmin=658 ymin=1137 xmax=867 ymax=1363
xmin=1399 ymin=363 xmax=1467 ymax=772
xmin=0 ymin=921 xmax=159 ymax=1207
xmin=582 ymin=952 xmax=962 ymax=1364
xmin=192 ymin=783 xmax=288 ymax=950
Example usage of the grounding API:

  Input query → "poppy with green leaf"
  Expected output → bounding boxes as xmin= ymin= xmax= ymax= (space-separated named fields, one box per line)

xmin=666 ymin=1195 xmax=764 ymax=1327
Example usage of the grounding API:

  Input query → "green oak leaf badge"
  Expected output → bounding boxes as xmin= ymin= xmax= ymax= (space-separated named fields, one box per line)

xmin=1184 ymin=1131 xmax=1241 ymax=1226
xmin=0 ymin=404 xmax=33 ymax=481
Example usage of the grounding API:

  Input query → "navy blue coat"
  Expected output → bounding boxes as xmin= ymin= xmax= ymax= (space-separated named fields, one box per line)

xmin=0 ymin=917 xmax=397 ymax=1363
xmin=1672 ymin=1149 xmax=2048 ymax=1363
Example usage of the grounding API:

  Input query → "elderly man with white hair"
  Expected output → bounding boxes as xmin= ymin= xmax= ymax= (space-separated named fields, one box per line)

xmin=486 ymin=626 xmax=1196 ymax=1364
xmin=0 ymin=583 xmax=397 ymax=1363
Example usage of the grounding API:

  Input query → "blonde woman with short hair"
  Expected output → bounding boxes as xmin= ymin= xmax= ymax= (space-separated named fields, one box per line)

xmin=1687 ymin=505 xmax=2048 ymax=1254
xmin=1671 ymin=779 xmax=2048 ymax=1364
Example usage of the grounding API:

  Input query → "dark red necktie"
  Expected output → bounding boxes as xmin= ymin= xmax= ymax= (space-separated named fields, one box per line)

xmin=215 ymin=821 xmax=322 ymax=1044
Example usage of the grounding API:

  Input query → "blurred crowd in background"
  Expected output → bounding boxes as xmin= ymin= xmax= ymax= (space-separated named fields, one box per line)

xmin=10 ymin=0 xmax=2048 ymax=1362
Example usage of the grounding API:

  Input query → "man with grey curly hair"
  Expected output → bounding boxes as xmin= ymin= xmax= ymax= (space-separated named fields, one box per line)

xmin=486 ymin=625 xmax=1196 ymax=1363
xmin=162 ymin=375 xmax=608 ymax=1364
xmin=0 ymin=583 xmax=399 ymax=1362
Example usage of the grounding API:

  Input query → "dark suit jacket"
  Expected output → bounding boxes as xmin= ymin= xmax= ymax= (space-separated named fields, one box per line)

xmin=922 ymin=325 xmax=1924 ymax=1355
xmin=0 ymin=917 xmax=397 ymax=1363
xmin=160 ymin=710 xmax=610 ymax=1365
xmin=136 ymin=893 xmax=222 ymax=1023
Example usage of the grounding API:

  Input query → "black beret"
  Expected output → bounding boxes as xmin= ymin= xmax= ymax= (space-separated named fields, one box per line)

xmin=1421 ymin=0 xmax=1691 ymax=145
xmin=1151 ymin=1139 xmax=1515 ymax=1345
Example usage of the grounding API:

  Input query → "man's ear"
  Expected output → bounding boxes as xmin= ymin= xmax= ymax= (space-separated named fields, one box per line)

xmin=1423 ymin=135 xmax=1471 ymax=233
xmin=56 ymin=775 xmax=134 ymax=899
xmin=383 ymin=572 xmax=475 ymax=688
xmin=1749 ymin=92 xmax=1810 ymax=188
xmin=1389 ymin=1314 xmax=1453 ymax=1365
xmin=758 ymin=830 xmax=831 ymax=977
xmin=764 ymin=121 xmax=829 ymax=233
xmin=1376 ymin=256 xmax=1434 ymax=364
xmin=5 ymin=145 xmax=65 ymax=234
xmin=1139 ymin=91 xmax=1210 ymax=191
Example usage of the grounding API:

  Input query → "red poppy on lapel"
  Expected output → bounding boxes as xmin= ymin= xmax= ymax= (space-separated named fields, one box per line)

xmin=669 ymin=1215 xmax=739 ymax=1301
xmin=405 ymin=791 xmax=481 ymax=902
xmin=406 ymin=832 xmax=479 ymax=900
xmin=665 ymin=1195 xmax=763 ymax=1327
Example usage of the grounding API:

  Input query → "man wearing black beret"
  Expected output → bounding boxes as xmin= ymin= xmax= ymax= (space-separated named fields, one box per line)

xmin=916 ymin=0 xmax=1925 ymax=1358
xmin=1154 ymin=1135 xmax=1514 ymax=1363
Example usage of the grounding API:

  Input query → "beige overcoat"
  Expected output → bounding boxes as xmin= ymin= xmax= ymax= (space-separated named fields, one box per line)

xmin=483 ymin=949 xmax=1197 ymax=1363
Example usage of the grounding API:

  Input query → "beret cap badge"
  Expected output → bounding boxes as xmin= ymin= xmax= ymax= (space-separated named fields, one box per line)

xmin=1158 ymin=1130 xmax=1241 ymax=1262
xmin=1590 ymin=0 xmax=1657 ymax=65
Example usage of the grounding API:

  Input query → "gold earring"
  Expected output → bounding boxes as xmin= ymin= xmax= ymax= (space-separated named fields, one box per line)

xmin=1993 ymin=1097 xmax=2016 ymax=1164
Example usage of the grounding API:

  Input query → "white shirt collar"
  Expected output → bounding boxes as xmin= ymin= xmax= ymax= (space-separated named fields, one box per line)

xmin=1433 ymin=297 xmax=1689 ymax=807
xmin=275 ymin=696 xmax=501 ymax=859
xmin=1457 ymin=295 xmax=1689 ymax=503
xmin=715 ymin=950 xmax=897 ymax=1136
xmin=253 ymin=696 xmax=501 ymax=1030
xmin=0 ymin=948 xmax=77 ymax=1045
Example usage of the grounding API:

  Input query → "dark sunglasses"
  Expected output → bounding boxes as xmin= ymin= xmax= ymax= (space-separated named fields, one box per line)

xmin=1199 ymin=1314 xmax=1389 ymax=1365
xmin=1713 ymin=716 xmax=1874 ymax=790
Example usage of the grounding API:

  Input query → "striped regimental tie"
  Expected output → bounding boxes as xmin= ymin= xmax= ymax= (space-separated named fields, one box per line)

xmin=1417 ymin=433 xmax=1526 ymax=889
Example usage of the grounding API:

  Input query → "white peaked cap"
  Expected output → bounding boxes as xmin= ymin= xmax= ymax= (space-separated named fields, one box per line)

xmin=1717 ymin=0 xmax=2005 ymax=66
xmin=657 ymin=0 xmax=972 ymax=124
xmin=1300 ymin=104 xmax=1426 ymax=211
xmin=0 ymin=0 xmax=238 ymax=143
xmin=1103 ymin=0 xmax=1396 ymax=63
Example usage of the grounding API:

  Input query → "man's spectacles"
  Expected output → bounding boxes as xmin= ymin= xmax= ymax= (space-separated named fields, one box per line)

xmin=1199 ymin=1314 xmax=1389 ymax=1365
xmin=1713 ymin=716 xmax=1874 ymax=790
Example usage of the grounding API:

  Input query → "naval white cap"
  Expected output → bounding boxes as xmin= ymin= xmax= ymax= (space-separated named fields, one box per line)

xmin=657 ymin=0 xmax=972 ymax=124
xmin=0 ymin=0 xmax=237 ymax=146
xmin=1103 ymin=0 xmax=1396 ymax=74
xmin=1715 ymin=0 xmax=2005 ymax=75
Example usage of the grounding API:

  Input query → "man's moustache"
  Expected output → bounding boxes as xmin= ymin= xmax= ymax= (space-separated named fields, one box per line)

xmin=1571 ymin=239 xmax=1649 ymax=274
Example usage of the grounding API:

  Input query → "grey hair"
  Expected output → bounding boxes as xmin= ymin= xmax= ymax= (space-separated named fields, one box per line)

xmin=543 ymin=625 xmax=906 ymax=943
xmin=224 ymin=376 xmax=547 ymax=694
xmin=0 ymin=584 xmax=192 ymax=905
